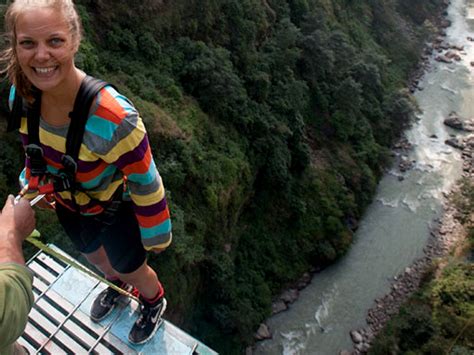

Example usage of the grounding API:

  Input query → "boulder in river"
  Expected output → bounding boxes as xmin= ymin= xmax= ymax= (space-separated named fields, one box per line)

xmin=464 ymin=120 xmax=474 ymax=132
xmin=399 ymin=156 xmax=415 ymax=172
xmin=254 ymin=323 xmax=272 ymax=340
xmin=350 ymin=330 xmax=363 ymax=344
xmin=280 ymin=288 xmax=299 ymax=304
xmin=445 ymin=138 xmax=465 ymax=150
xmin=271 ymin=300 xmax=287 ymax=314
xmin=450 ymin=44 xmax=464 ymax=51
xmin=444 ymin=112 xmax=464 ymax=130
xmin=435 ymin=55 xmax=452 ymax=63
xmin=444 ymin=50 xmax=461 ymax=61
xmin=440 ymin=19 xmax=451 ymax=28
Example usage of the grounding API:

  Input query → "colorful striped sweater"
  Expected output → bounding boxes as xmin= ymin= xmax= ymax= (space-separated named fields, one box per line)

xmin=9 ymin=85 xmax=172 ymax=251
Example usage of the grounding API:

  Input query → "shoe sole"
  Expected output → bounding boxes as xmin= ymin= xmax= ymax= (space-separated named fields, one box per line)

xmin=128 ymin=298 xmax=167 ymax=345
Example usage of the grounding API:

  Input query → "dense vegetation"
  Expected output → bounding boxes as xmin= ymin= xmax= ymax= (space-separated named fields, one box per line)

xmin=0 ymin=0 xmax=447 ymax=352
xmin=371 ymin=178 xmax=474 ymax=354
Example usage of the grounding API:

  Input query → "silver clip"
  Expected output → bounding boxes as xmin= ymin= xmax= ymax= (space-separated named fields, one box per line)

xmin=29 ymin=194 xmax=46 ymax=206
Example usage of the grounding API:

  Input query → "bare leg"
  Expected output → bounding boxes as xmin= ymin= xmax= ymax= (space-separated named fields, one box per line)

xmin=117 ymin=260 xmax=160 ymax=299
xmin=84 ymin=246 xmax=117 ymax=279
xmin=85 ymin=248 xmax=160 ymax=299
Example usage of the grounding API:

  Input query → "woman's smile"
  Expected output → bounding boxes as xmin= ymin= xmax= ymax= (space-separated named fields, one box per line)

xmin=34 ymin=66 xmax=57 ymax=75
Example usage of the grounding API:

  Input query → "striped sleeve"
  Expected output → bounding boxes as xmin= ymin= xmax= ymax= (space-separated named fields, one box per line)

xmin=96 ymin=89 xmax=172 ymax=250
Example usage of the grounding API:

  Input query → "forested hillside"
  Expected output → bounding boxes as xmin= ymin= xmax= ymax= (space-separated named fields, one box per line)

xmin=0 ymin=0 xmax=447 ymax=352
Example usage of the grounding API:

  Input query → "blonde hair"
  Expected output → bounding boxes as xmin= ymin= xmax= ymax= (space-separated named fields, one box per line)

xmin=1 ymin=0 xmax=83 ymax=100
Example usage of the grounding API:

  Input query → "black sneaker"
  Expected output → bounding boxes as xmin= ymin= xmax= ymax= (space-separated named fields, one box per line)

xmin=128 ymin=297 xmax=167 ymax=344
xmin=90 ymin=283 xmax=134 ymax=322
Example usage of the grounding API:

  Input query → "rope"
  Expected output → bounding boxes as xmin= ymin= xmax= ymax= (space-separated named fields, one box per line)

xmin=26 ymin=229 xmax=141 ymax=304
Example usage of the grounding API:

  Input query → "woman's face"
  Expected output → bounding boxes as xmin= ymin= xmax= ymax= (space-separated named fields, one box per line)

xmin=15 ymin=7 xmax=78 ymax=94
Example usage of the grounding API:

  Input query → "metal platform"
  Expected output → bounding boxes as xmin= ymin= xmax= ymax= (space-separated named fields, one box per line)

xmin=19 ymin=245 xmax=218 ymax=355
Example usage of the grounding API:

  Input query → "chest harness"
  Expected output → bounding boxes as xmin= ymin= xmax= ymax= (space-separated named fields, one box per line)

xmin=9 ymin=76 xmax=109 ymax=197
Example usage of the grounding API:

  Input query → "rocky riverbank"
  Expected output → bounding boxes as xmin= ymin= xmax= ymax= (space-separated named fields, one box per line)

xmin=343 ymin=126 xmax=473 ymax=354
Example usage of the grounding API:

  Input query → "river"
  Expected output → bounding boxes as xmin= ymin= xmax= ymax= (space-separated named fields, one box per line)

xmin=254 ymin=0 xmax=473 ymax=353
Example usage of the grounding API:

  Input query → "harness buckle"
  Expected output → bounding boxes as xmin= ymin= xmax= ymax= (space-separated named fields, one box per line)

xmin=25 ymin=144 xmax=46 ymax=176
xmin=61 ymin=154 xmax=77 ymax=173
xmin=53 ymin=171 xmax=74 ymax=193
xmin=56 ymin=154 xmax=77 ymax=193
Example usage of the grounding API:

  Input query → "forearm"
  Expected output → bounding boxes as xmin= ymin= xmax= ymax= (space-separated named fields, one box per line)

xmin=0 ymin=230 xmax=25 ymax=264
xmin=0 ymin=263 xmax=34 ymax=348
xmin=129 ymin=181 xmax=172 ymax=250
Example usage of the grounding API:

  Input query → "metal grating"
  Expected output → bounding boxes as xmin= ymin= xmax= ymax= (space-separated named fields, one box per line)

xmin=19 ymin=245 xmax=218 ymax=355
xmin=20 ymin=249 xmax=136 ymax=354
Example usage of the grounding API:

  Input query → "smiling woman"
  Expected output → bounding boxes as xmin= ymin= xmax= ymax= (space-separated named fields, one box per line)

xmin=0 ymin=0 xmax=173 ymax=345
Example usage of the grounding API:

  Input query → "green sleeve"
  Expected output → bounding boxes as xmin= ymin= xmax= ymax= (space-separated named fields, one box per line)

xmin=0 ymin=263 xmax=34 ymax=352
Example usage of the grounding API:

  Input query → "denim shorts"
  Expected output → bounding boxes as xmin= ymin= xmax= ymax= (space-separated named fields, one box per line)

xmin=55 ymin=201 xmax=146 ymax=274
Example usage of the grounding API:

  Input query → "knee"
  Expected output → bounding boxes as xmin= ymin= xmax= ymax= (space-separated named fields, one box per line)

xmin=85 ymin=247 xmax=107 ymax=265
xmin=117 ymin=261 xmax=153 ymax=284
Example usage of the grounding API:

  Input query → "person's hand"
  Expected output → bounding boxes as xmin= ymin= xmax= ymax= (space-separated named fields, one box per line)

xmin=0 ymin=195 xmax=36 ymax=242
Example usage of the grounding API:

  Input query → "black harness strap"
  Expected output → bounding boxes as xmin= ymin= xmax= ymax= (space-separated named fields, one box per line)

xmin=66 ymin=76 xmax=108 ymax=165
xmin=15 ymin=76 xmax=109 ymax=193
xmin=25 ymin=90 xmax=46 ymax=177
xmin=7 ymin=89 xmax=26 ymax=132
